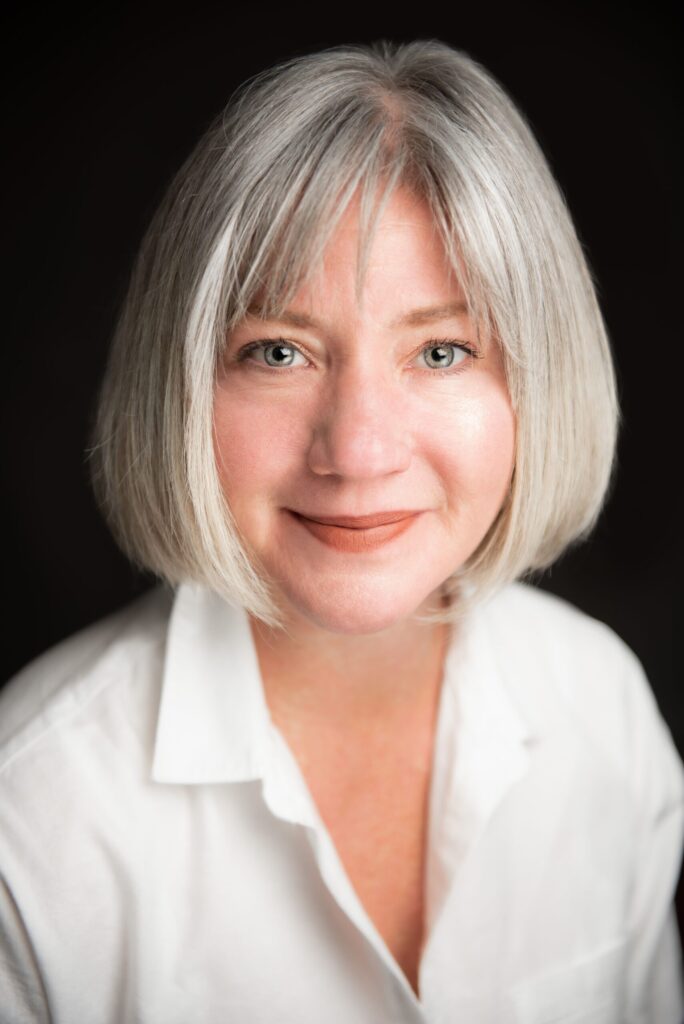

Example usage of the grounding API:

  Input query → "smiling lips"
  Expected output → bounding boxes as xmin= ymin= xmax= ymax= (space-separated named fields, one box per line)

xmin=288 ymin=509 xmax=421 ymax=552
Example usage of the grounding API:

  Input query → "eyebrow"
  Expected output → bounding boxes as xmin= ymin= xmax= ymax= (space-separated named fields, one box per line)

xmin=245 ymin=301 xmax=470 ymax=331
xmin=390 ymin=302 xmax=469 ymax=328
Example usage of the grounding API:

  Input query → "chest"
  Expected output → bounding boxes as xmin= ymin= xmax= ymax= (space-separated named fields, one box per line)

xmin=282 ymin=724 xmax=436 ymax=996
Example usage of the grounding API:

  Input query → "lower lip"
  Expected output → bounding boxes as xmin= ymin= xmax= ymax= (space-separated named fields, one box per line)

xmin=287 ymin=511 xmax=420 ymax=552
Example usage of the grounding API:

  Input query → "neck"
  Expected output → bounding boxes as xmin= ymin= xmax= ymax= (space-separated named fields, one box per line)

xmin=248 ymin=589 xmax=455 ymax=727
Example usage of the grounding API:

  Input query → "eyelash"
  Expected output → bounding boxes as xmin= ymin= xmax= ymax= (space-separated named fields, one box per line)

xmin=234 ymin=338 xmax=479 ymax=376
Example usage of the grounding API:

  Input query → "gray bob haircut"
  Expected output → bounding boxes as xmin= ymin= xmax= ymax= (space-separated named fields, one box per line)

xmin=89 ymin=39 xmax=619 ymax=629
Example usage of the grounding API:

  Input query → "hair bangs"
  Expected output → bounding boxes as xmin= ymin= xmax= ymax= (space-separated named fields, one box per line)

xmin=221 ymin=106 xmax=393 ymax=331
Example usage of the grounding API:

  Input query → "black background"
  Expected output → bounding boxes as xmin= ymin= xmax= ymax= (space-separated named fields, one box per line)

xmin=2 ymin=0 xmax=681 ymax=916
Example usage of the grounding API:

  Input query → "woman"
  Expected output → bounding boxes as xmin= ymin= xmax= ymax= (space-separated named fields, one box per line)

xmin=1 ymin=39 xmax=682 ymax=1023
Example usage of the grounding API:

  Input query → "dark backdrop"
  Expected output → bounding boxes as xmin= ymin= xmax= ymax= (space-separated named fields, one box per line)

xmin=2 ymin=0 xmax=681 ymax=914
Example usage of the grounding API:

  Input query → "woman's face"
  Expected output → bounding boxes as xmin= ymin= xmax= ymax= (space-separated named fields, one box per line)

xmin=215 ymin=186 xmax=516 ymax=635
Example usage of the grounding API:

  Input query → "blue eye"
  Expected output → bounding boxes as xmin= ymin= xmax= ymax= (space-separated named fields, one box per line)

xmin=236 ymin=338 xmax=475 ymax=371
xmin=420 ymin=342 xmax=469 ymax=370
xmin=237 ymin=341 xmax=306 ymax=367
xmin=261 ymin=342 xmax=299 ymax=367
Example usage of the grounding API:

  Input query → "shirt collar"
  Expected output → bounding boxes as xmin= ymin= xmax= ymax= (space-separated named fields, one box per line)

xmin=151 ymin=582 xmax=537 ymax=787
xmin=151 ymin=582 xmax=273 ymax=784
xmin=445 ymin=599 xmax=538 ymax=834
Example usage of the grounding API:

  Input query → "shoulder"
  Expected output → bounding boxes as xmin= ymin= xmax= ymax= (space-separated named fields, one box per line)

xmin=477 ymin=580 xmax=646 ymax=707
xmin=477 ymin=582 xmax=684 ymax=812
xmin=480 ymin=579 xmax=647 ymax=684
xmin=0 ymin=585 xmax=174 ymax=780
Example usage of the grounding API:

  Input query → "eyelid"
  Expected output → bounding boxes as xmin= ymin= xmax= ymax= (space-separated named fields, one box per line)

xmin=413 ymin=338 xmax=479 ymax=361
xmin=235 ymin=338 xmax=311 ymax=367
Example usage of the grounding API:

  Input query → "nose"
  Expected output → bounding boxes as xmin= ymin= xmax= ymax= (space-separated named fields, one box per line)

xmin=306 ymin=362 xmax=413 ymax=479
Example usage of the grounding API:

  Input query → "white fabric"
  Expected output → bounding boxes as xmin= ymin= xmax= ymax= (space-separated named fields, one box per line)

xmin=0 ymin=580 xmax=682 ymax=1023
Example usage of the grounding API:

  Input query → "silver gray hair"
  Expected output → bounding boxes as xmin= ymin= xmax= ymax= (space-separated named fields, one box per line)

xmin=89 ymin=39 xmax=619 ymax=628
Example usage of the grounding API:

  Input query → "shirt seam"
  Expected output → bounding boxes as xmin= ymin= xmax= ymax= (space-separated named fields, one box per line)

xmin=0 ymin=635 xmax=163 ymax=780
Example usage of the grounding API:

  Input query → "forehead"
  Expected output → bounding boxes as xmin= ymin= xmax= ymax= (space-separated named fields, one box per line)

xmin=277 ymin=186 xmax=464 ymax=320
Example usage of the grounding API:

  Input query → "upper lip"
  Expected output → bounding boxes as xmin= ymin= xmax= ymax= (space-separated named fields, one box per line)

xmin=290 ymin=510 xmax=422 ymax=529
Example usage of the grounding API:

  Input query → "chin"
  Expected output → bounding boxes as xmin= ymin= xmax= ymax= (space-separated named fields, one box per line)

xmin=274 ymin=576 xmax=442 ymax=636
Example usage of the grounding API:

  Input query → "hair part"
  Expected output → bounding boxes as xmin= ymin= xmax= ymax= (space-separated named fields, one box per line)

xmin=89 ymin=39 xmax=619 ymax=629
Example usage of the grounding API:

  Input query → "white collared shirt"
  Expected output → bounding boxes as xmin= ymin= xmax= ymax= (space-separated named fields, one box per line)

xmin=1 ymin=581 xmax=683 ymax=1023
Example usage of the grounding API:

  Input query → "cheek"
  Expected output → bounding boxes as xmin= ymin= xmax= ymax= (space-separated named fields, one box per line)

xmin=427 ymin=385 xmax=516 ymax=504
xmin=212 ymin=388 xmax=307 ymax=502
